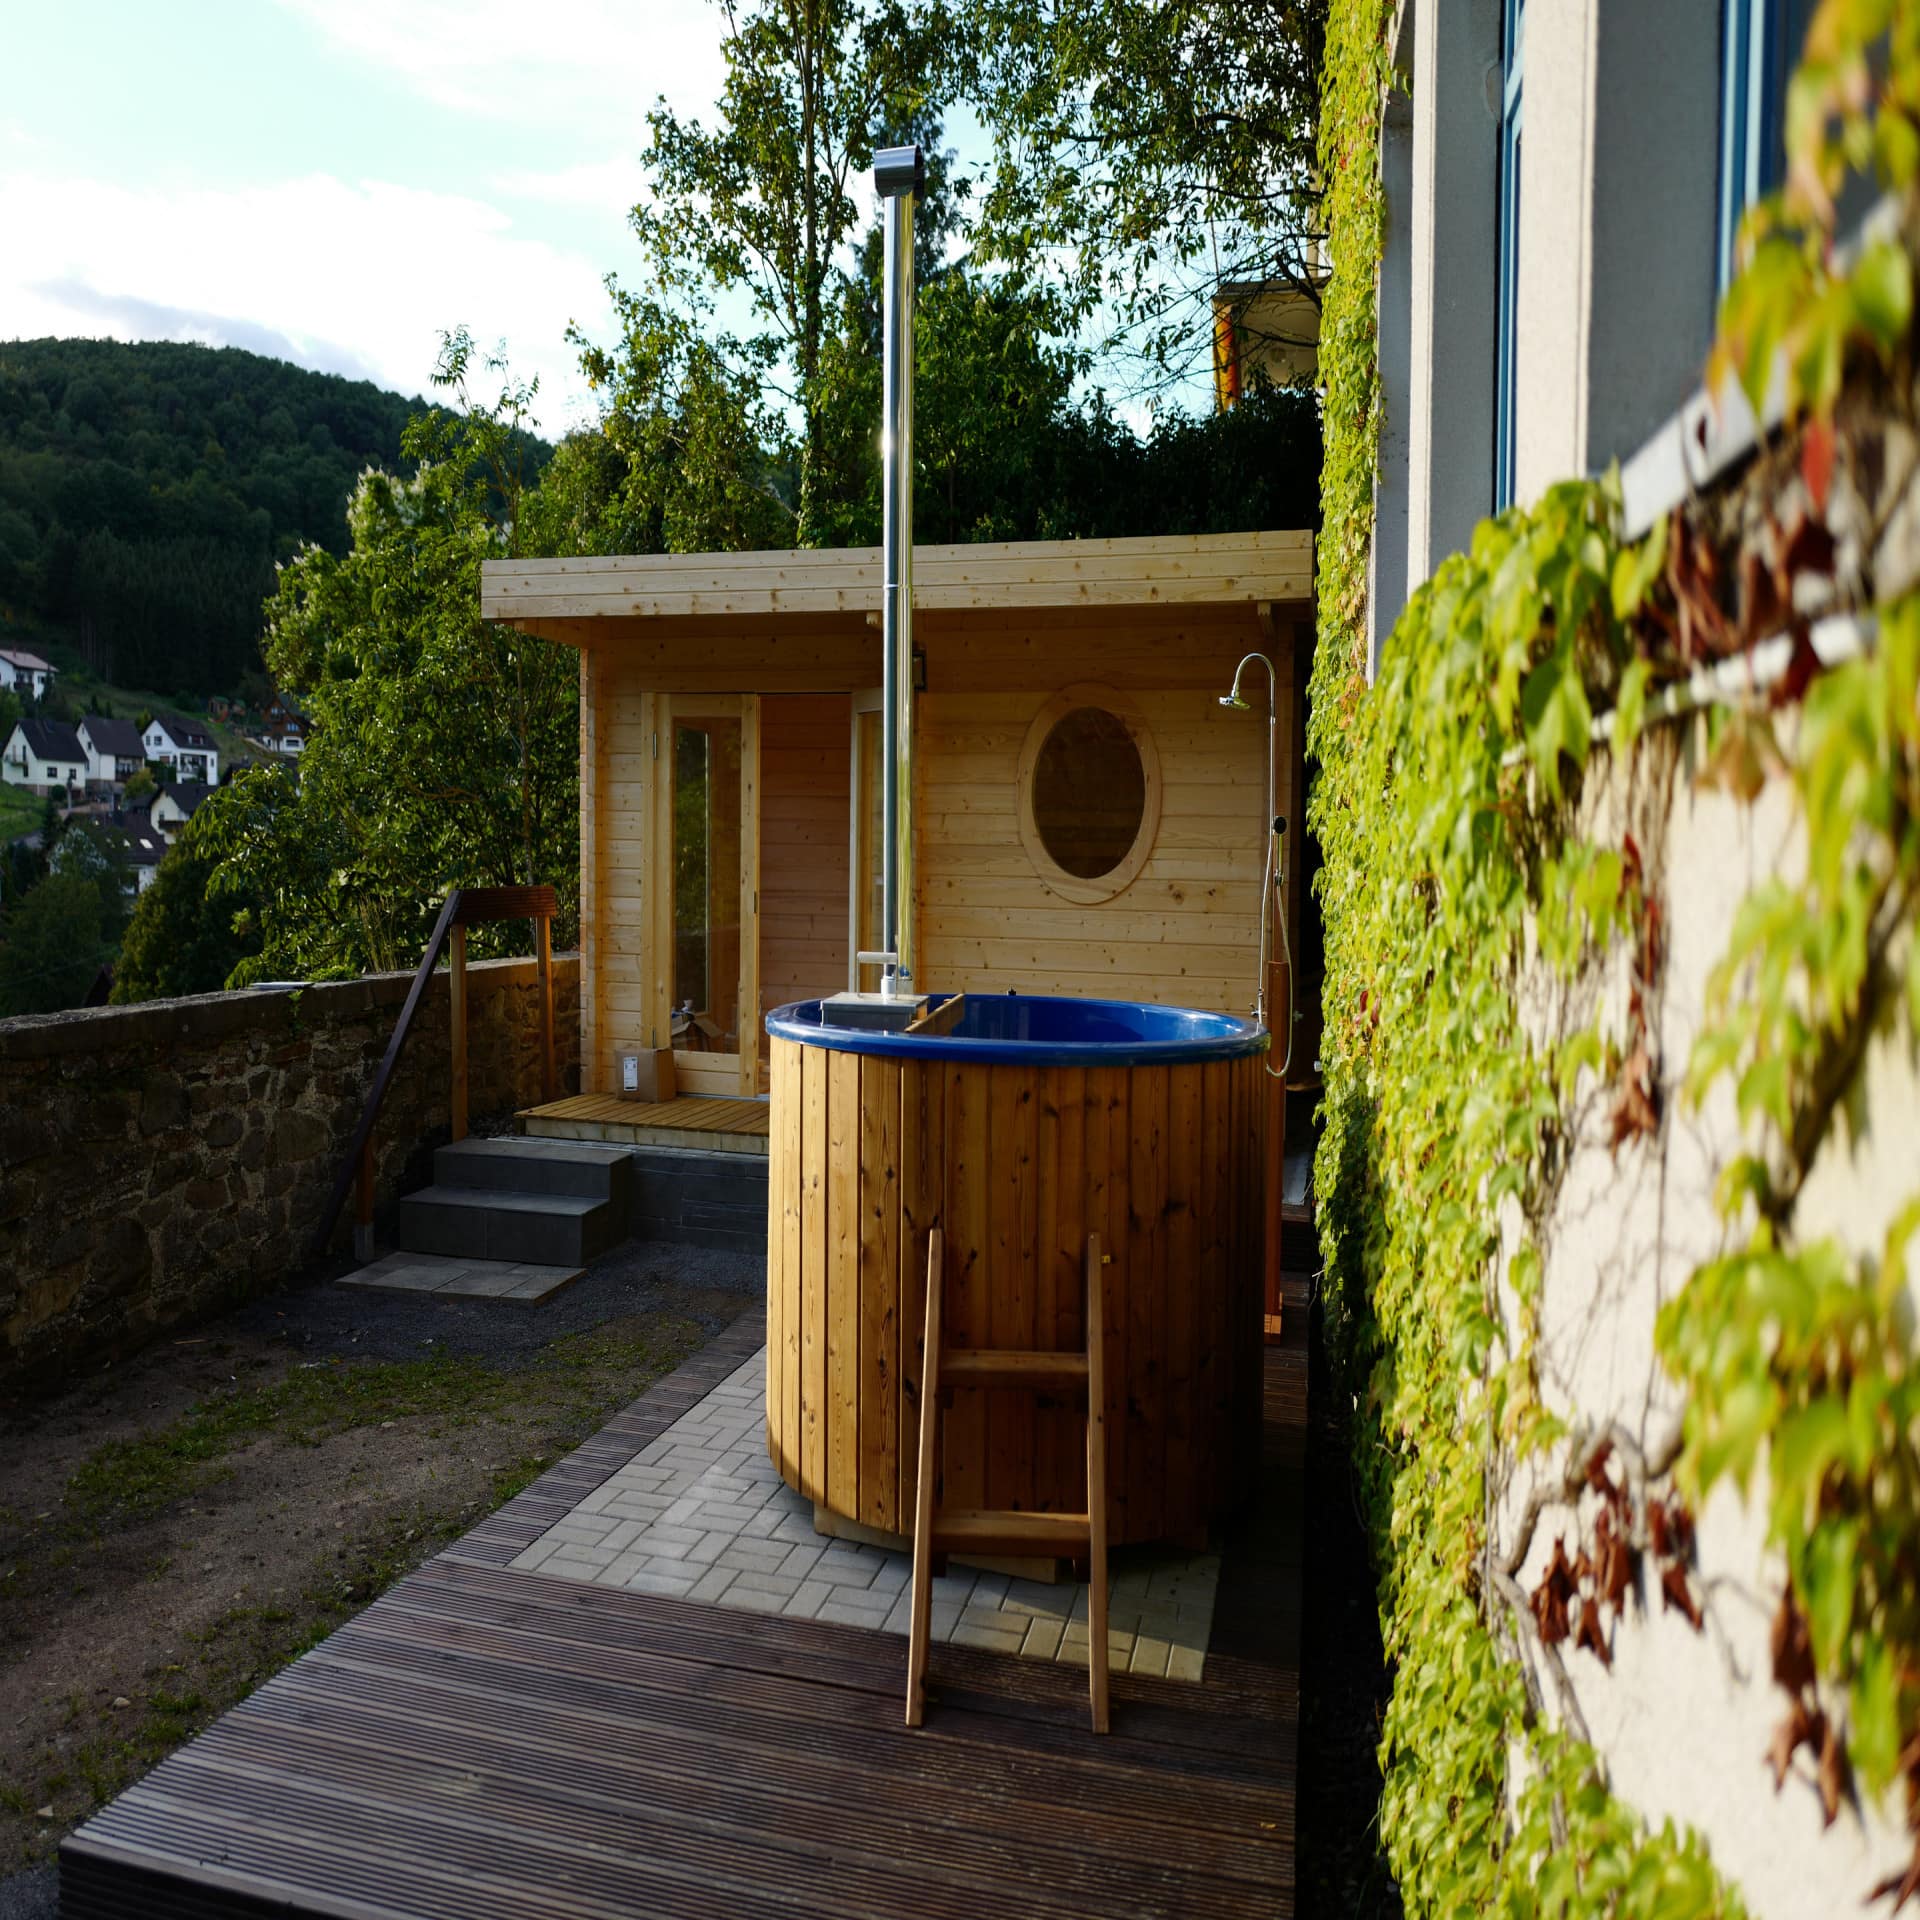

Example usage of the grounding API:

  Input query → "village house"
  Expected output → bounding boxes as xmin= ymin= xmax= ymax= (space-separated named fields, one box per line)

xmin=143 ymin=710 xmax=220 ymax=784
xmin=258 ymin=689 xmax=309 ymax=754
xmin=0 ymin=646 xmax=58 ymax=699
xmin=76 ymin=713 xmax=146 ymax=792
xmin=1 ymin=714 xmax=86 ymax=795
xmin=149 ymin=779 xmax=212 ymax=843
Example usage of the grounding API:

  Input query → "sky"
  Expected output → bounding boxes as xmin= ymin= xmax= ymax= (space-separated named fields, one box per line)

xmin=0 ymin=0 xmax=759 ymax=438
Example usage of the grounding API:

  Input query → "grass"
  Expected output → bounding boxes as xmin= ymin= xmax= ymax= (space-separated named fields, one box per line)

xmin=0 ymin=782 xmax=42 ymax=844
xmin=62 ymin=1316 xmax=704 ymax=1530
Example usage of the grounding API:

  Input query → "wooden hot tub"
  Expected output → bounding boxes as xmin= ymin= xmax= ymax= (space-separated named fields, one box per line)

xmin=763 ymin=995 xmax=1268 ymax=1548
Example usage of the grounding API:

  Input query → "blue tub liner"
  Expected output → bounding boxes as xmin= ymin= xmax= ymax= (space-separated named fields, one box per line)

xmin=764 ymin=992 xmax=1268 ymax=1067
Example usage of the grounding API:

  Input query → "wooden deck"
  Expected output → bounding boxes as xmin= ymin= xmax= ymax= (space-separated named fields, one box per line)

xmin=520 ymin=1093 xmax=772 ymax=1155
xmin=62 ymin=1281 xmax=1305 ymax=1920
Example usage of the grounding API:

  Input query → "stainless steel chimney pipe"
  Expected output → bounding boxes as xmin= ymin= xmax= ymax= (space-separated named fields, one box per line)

xmin=874 ymin=143 xmax=922 ymax=998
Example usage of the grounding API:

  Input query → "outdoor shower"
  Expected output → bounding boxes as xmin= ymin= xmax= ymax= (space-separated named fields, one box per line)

xmin=1220 ymin=652 xmax=1294 ymax=1078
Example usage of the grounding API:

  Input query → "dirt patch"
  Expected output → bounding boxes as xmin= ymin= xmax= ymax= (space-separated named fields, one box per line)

xmin=0 ymin=1241 xmax=759 ymax=1879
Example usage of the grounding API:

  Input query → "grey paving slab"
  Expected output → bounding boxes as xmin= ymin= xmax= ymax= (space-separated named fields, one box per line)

xmin=507 ymin=1345 xmax=1217 ymax=1677
xmin=334 ymin=1250 xmax=583 ymax=1303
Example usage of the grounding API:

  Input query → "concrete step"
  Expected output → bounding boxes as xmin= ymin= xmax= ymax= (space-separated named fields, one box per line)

xmin=433 ymin=1136 xmax=633 ymax=1202
xmin=396 ymin=1186 xmax=621 ymax=1267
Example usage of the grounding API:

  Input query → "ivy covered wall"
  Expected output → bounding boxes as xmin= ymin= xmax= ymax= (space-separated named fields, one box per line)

xmin=1311 ymin=2 xmax=1920 ymax=1912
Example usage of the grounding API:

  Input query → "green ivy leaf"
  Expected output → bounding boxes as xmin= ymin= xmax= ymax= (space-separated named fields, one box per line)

xmin=1850 ymin=1638 xmax=1903 ymax=1795
xmin=1612 ymin=657 xmax=1652 ymax=753
xmin=1798 ymin=1518 xmax=1861 ymax=1671
xmin=1849 ymin=237 xmax=1913 ymax=353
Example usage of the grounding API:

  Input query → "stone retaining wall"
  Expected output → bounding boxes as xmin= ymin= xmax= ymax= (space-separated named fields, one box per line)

xmin=0 ymin=954 xmax=581 ymax=1398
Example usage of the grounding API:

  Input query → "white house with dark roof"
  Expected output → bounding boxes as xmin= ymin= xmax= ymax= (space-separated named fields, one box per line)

xmin=150 ymin=780 xmax=214 ymax=843
xmin=144 ymin=712 xmax=220 ymax=785
xmin=0 ymin=649 xmax=58 ymax=699
xmin=77 ymin=714 xmax=146 ymax=791
xmin=2 ymin=716 xmax=86 ymax=794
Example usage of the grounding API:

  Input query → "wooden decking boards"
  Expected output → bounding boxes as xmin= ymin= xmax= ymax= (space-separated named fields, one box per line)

xmin=519 ymin=1093 xmax=772 ymax=1155
xmin=63 ymin=1281 xmax=1306 ymax=1920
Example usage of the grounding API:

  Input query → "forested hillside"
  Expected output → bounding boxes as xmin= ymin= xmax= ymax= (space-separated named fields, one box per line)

xmin=0 ymin=340 xmax=436 ymax=693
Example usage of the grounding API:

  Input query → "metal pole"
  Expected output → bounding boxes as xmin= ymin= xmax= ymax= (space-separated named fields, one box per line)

xmin=875 ymin=144 xmax=922 ymax=997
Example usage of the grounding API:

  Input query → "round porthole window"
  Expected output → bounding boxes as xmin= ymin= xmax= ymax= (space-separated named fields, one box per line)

xmin=1016 ymin=684 xmax=1162 ymax=903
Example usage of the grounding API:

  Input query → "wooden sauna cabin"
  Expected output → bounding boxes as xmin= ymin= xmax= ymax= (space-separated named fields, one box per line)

xmin=479 ymin=529 xmax=1314 ymax=1112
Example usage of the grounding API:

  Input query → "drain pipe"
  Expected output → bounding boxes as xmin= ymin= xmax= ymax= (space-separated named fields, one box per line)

xmin=875 ymin=143 xmax=922 ymax=1000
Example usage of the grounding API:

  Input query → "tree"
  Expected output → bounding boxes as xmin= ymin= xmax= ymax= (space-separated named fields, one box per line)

xmin=631 ymin=0 xmax=961 ymax=542
xmin=197 ymin=342 xmax=579 ymax=981
xmin=565 ymin=292 xmax=797 ymax=556
xmin=0 ymin=871 xmax=107 ymax=1015
xmin=111 ymin=812 xmax=262 ymax=1002
xmin=808 ymin=127 xmax=1089 ymax=545
xmin=48 ymin=817 xmax=133 ymax=941
xmin=972 ymin=0 xmax=1327 ymax=387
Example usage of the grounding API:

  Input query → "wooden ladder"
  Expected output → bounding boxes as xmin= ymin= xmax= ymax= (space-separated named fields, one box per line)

xmin=905 ymin=1227 xmax=1110 ymax=1733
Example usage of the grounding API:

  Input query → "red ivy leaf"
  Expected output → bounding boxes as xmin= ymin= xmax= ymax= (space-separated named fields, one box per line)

xmin=1771 ymin=1587 xmax=1816 ymax=1696
xmin=1801 ymin=415 xmax=1835 ymax=514
xmin=1660 ymin=1561 xmax=1704 ymax=1631
xmin=1533 ymin=1537 xmax=1577 ymax=1646
xmin=1647 ymin=1498 xmax=1672 ymax=1558
xmin=1868 ymin=1842 xmax=1920 ymax=1910
xmin=1769 ymin=1698 xmax=1817 ymax=1789
xmin=1817 ymin=1712 xmax=1850 ymax=1827
xmin=1575 ymin=1595 xmax=1612 ymax=1667
xmin=1770 ymin=624 xmax=1824 ymax=710
xmin=1594 ymin=1512 xmax=1635 ymax=1615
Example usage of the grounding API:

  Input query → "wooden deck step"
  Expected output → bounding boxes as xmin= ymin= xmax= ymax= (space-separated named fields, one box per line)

xmin=942 ymin=1349 xmax=1090 ymax=1393
xmin=933 ymin=1510 xmax=1092 ymax=1557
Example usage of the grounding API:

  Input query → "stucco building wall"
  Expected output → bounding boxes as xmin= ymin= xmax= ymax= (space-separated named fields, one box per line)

xmin=1499 ymin=729 xmax=1914 ymax=1914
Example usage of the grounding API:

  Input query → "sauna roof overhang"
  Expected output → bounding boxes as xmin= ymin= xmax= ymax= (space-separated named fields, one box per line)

xmin=480 ymin=529 xmax=1311 ymax=642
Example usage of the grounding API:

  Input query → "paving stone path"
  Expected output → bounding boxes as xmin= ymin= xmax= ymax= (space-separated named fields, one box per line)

xmin=512 ymin=1351 xmax=1220 ymax=1678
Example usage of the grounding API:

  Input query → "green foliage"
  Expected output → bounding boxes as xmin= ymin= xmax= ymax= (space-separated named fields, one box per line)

xmin=970 ymin=0 xmax=1325 ymax=378
xmin=195 ymin=344 xmax=579 ymax=982
xmin=1314 ymin=0 xmax=1920 ymax=1908
xmin=0 ymin=339 xmax=474 ymax=693
xmin=49 ymin=818 xmax=133 ymax=942
xmin=0 ymin=870 xmax=108 ymax=1015
xmin=633 ymin=0 xmax=959 ymax=541
xmin=1714 ymin=0 xmax=1920 ymax=424
xmin=111 ymin=810 xmax=263 ymax=1004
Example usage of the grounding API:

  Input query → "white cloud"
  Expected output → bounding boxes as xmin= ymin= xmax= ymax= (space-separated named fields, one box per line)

xmin=493 ymin=156 xmax=650 ymax=214
xmin=271 ymin=0 xmax=729 ymax=139
xmin=0 ymin=169 xmax=616 ymax=438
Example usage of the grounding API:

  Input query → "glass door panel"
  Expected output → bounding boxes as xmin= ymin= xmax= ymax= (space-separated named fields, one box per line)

xmin=671 ymin=713 xmax=744 ymax=1067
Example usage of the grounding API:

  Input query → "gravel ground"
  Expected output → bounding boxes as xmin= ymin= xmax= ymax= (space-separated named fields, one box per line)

xmin=0 ymin=1865 xmax=53 ymax=1920
xmin=220 ymin=1237 xmax=764 ymax=1368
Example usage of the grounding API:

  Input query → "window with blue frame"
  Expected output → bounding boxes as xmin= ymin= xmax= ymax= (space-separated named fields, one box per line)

xmin=1718 ymin=0 xmax=1818 ymax=289
xmin=1494 ymin=0 xmax=1523 ymax=511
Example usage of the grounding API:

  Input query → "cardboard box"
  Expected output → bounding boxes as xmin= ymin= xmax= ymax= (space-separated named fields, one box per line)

xmin=618 ymin=1048 xmax=677 ymax=1102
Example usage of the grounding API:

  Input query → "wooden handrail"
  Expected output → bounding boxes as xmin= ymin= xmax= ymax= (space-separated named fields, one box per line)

xmin=311 ymin=884 xmax=559 ymax=1259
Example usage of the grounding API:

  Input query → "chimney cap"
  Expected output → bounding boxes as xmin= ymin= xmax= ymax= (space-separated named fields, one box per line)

xmin=873 ymin=144 xmax=925 ymax=199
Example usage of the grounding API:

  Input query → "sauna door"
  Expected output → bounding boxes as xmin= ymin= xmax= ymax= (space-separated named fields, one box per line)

xmin=658 ymin=694 xmax=759 ymax=1096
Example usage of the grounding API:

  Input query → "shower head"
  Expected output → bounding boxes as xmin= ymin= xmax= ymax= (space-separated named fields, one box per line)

xmin=1218 ymin=691 xmax=1249 ymax=710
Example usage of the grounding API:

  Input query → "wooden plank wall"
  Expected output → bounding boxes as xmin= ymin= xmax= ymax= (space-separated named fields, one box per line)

xmin=580 ymin=603 xmax=1300 ymax=1090
xmin=916 ymin=679 xmax=1289 ymax=1011
xmin=758 ymin=693 xmax=853 ymax=1027
xmin=765 ymin=1040 xmax=1264 ymax=1544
